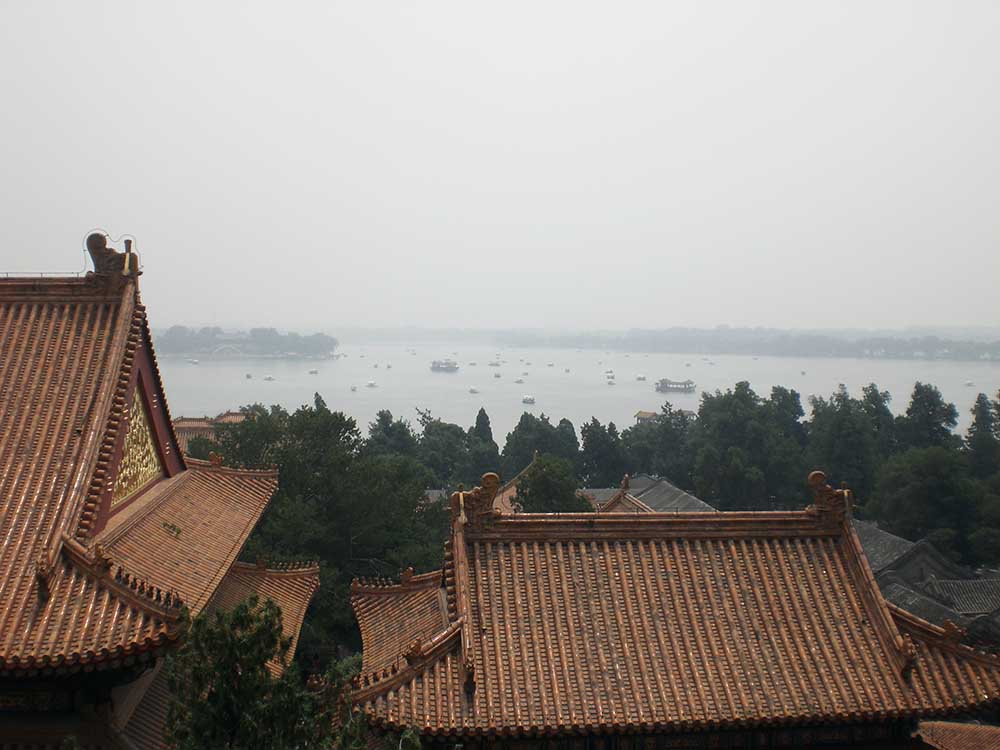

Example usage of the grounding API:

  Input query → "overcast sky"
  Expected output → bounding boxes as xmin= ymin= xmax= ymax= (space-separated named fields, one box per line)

xmin=1 ymin=1 xmax=998 ymax=331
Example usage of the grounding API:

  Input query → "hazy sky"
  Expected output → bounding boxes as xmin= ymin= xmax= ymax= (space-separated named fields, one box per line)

xmin=2 ymin=2 xmax=998 ymax=331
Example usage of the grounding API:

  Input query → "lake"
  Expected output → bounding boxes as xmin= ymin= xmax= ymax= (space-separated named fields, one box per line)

xmin=158 ymin=343 xmax=1000 ymax=439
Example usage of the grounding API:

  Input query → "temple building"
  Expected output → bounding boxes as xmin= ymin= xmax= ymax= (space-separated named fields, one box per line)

xmin=351 ymin=472 xmax=1000 ymax=748
xmin=0 ymin=235 xmax=318 ymax=747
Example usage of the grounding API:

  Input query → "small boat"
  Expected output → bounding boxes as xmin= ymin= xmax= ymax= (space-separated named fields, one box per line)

xmin=360 ymin=354 xmax=366 ymax=359
xmin=469 ymin=387 xmax=479 ymax=394
xmin=525 ymin=361 xmax=533 ymax=366
xmin=522 ymin=395 xmax=535 ymax=404
xmin=469 ymin=362 xmax=477 ymax=366
xmin=522 ymin=371 xmax=529 ymax=376
xmin=564 ymin=368 xmax=570 ymax=373
xmin=800 ymin=370 xmax=806 ymax=376
xmin=607 ymin=380 xmax=617 ymax=386
xmin=264 ymin=375 xmax=275 ymax=382
xmin=245 ymin=373 xmax=252 ymax=379
xmin=188 ymin=358 xmax=199 ymax=365
xmin=489 ymin=361 xmax=501 ymax=367
xmin=685 ymin=363 xmax=691 ymax=367
xmin=636 ymin=374 xmax=646 ymax=381
xmin=605 ymin=369 xmax=614 ymax=374
xmin=494 ymin=373 xmax=501 ymax=379
xmin=965 ymin=380 xmax=974 ymax=387
xmin=350 ymin=385 xmax=357 ymax=392
xmin=308 ymin=368 xmax=319 ymax=375
xmin=387 ymin=364 xmax=392 ymax=369
xmin=515 ymin=378 xmax=525 ymax=384
xmin=431 ymin=359 xmax=460 ymax=373
xmin=366 ymin=380 xmax=377 ymax=388
xmin=374 ymin=363 xmax=379 ymax=368
xmin=547 ymin=363 xmax=554 ymax=367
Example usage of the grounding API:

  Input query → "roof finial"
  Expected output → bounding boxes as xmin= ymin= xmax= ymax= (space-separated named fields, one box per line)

xmin=621 ymin=473 xmax=630 ymax=490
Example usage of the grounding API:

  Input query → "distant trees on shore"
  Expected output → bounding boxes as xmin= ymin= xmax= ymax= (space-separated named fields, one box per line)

xmin=157 ymin=325 xmax=337 ymax=358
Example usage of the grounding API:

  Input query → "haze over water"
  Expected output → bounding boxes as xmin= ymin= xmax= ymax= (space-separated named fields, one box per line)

xmin=160 ymin=343 xmax=1000 ymax=439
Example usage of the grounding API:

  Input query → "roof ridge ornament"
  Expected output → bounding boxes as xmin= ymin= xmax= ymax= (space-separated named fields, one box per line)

xmin=450 ymin=473 xmax=501 ymax=531
xmin=807 ymin=470 xmax=853 ymax=526
xmin=86 ymin=232 xmax=140 ymax=282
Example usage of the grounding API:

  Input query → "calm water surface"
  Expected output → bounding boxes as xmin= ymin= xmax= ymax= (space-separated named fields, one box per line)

xmin=159 ymin=344 xmax=1000 ymax=438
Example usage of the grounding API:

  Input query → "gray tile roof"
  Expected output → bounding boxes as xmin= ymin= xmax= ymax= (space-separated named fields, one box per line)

xmin=925 ymin=578 xmax=1000 ymax=616
xmin=852 ymin=519 xmax=915 ymax=573
xmin=880 ymin=581 xmax=970 ymax=628
xmin=634 ymin=481 xmax=716 ymax=512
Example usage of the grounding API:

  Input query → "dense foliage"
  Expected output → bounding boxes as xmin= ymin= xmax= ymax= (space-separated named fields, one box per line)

xmin=165 ymin=595 xmax=330 ymax=749
xmin=198 ymin=381 xmax=1000 ymax=672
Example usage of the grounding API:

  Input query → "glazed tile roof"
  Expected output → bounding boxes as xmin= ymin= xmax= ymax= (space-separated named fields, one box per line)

xmin=352 ymin=473 xmax=1000 ymax=737
xmin=0 ymin=268 xmax=277 ymax=676
xmin=95 ymin=461 xmax=277 ymax=612
xmin=918 ymin=721 xmax=1000 ymax=749
xmin=926 ymin=579 xmax=1000 ymax=617
xmin=352 ymin=568 xmax=447 ymax=675
xmin=208 ymin=560 xmax=320 ymax=675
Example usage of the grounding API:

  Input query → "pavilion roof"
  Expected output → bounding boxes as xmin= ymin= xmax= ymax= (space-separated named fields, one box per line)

xmin=351 ymin=473 xmax=1000 ymax=737
xmin=0 ymin=250 xmax=278 ymax=677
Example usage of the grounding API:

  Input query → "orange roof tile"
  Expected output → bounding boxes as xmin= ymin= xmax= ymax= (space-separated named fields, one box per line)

xmin=352 ymin=568 xmax=447 ymax=675
xmin=918 ymin=721 xmax=1000 ymax=749
xmin=96 ymin=461 xmax=277 ymax=612
xmin=0 ymin=262 xmax=276 ymax=677
xmin=209 ymin=560 xmax=320 ymax=675
xmin=352 ymin=473 xmax=1000 ymax=737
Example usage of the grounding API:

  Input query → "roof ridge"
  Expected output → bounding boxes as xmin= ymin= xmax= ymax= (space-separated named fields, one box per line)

xmin=232 ymin=559 xmax=321 ymax=576
xmin=74 ymin=286 xmax=142 ymax=541
xmin=351 ymin=619 xmax=463 ymax=701
xmin=351 ymin=566 xmax=441 ymax=594
xmin=184 ymin=456 xmax=279 ymax=477
xmin=62 ymin=535 xmax=187 ymax=618
xmin=890 ymin=603 xmax=1000 ymax=668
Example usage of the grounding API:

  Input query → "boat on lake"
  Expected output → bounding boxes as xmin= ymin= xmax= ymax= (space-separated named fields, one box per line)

xmin=308 ymin=368 xmax=319 ymax=375
xmin=469 ymin=387 xmax=479 ymax=394
xmin=366 ymin=380 xmax=377 ymax=388
xmin=522 ymin=395 xmax=535 ymax=404
xmin=636 ymin=374 xmax=647 ymax=381
xmin=494 ymin=373 xmax=501 ymax=378
xmin=350 ymin=385 xmax=357 ymax=392
xmin=655 ymin=378 xmax=695 ymax=393
xmin=431 ymin=359 xmax=460 ymax=372
xmin=245 ymin=373 xmax=252 ymax=379
xmin=515 ymin=378 xmax=524 ymax=384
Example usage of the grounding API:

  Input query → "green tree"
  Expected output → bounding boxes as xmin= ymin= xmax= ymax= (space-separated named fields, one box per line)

xmin=861 ymin=384 xmax=898 ymax=459
xmin=186 ymin=435 xmax=217 ymax=461
xmin=467 ymin=408 xmax=501 ymax=478
xmin=687 ymin=382 xmax=806 ymax=510
xmin=580 ymin=418 xmax=627 ymax=486
xmin=363 ymin=410 xmax=419 ymax=459
xmin=896 ymin=382 xmax=959 ymax=451
xmin=501 ymin=413 xmax=579 ymax=478
xmin=620 ymin=402 xmax=694 ymax=484
xmin=807 ymin=385 xmax=878 ymax=499
xmin=165 ymin=595 xmax=329 ymax=750
xmin=966 ymin=392 xmax=1000 ymax=479
xmin=514 ymin=454 xmax=589 ymax=513
xmin=865 ymin=447 xmax=979 ymax=562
